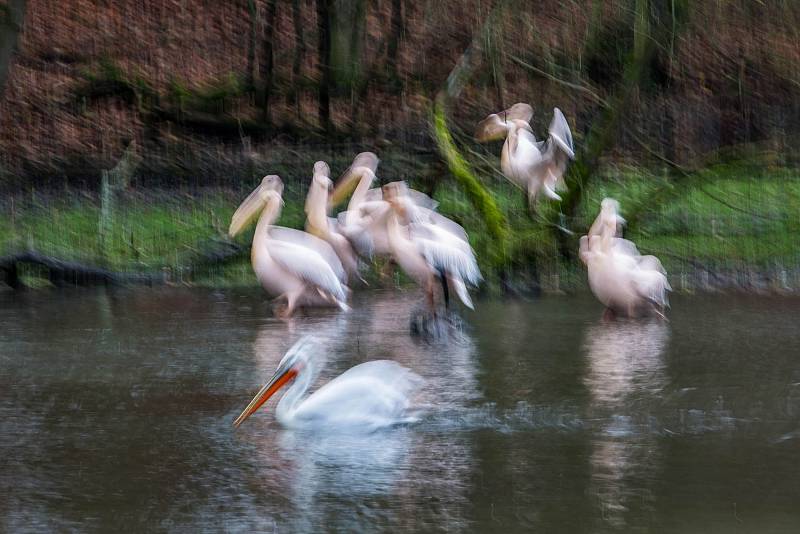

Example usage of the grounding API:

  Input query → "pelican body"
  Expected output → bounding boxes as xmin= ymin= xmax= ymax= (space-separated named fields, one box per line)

xmin=304 ymin=161 xmax=361 ymax=281
xmin=383 ymin=182 xmax=482 ymax=311
xmin=229 ymin=175 xmax=349 ymax=317
xmin=330 ymin=152 xmax=438 ymax=262
xmin=580 ymin=198 xmax=671 ymax=318
xmin=233 ymin=337 xmax=423 ymax=431
xmin=476 ymin=103 xmax=575 ymax=206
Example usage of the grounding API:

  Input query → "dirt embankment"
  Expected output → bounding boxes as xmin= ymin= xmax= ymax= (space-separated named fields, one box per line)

xmin=1 ymin=1 xmax=799 ymax=188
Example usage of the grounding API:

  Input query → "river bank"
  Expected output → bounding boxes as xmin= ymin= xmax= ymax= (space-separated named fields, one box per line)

xmin=1 ymin=163 xmax=798 ymax=295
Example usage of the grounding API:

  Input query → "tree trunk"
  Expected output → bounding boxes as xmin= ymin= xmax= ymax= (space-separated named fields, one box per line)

xmin=0 ymin=0 xmax=26 ymax=100
xmin=291 ymin=0 xmax=307 ymax=111
xmin=386 ymin=0 xmax=403 ymax=90
xmin=261 ymin=0 xmax=278 ymax=122
xmin=329 ymin=0 xmax=366 ymax=92
xmin=245 ymin=0 xmax=257 ymax=91
xmin=316 ymin=0 xmax=332 ymax=130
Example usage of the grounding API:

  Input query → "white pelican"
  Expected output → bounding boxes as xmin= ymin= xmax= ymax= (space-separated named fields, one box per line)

xmin=229 ymin=175 xmax=349 ymax=317
xmin=331 ymin=152 xmax=438 ymax=262
xmin=383 ymin=182 xmax=482 ymax=310
xmin=304 ymin=161 xmax=362 ymax=281
xmin=579 ymin=198 xmax=671 ymax=318
xmin=476 ymin=103 xmax=575 ymax=205
xmin=233 ymin=337 xmax=423 ymax=431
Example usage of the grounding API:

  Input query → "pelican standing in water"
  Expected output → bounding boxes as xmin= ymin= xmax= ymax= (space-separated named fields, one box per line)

xmin=383 ymin=182 xmax=482 ymax=311
xmin=233 ymin=337 xmax=423 ymax=431
xmin=476 ymin=103 xmax=575 ymax=206
xmin=579 ymin=198 xmax=671 ymax=318
xmin=229 ymin=175 xmax=349 ymax=317
xmin=304 ymin=161 xmax=362 ymax=282
xmin=331 ymin=152 xmax=437 ymax=263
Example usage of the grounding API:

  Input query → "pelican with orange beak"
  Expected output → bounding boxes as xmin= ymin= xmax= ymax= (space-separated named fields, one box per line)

xmin=233 ymin=337 xmax=423 ymax=431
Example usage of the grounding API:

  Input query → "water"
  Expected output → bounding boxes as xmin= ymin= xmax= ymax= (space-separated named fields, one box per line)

xmin=1 ymin=289 xmax=799 ymax=532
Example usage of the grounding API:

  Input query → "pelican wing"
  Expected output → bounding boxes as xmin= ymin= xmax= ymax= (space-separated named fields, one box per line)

xmin=611 ymin=238 xmax=642 ymax=258
xmin=270 ymin=227 xmax=346 ymax=283
xmin=632 ymin=268 xmax=671 ymax=308
xmin=637 ymin=254 xmax=668 ymax=278
xmin=505 ymin=102 xmax=534 ymax=122
xmin=337 ymin=217 xmax=375 ymax=258
xmin=365 ymin=185 xmax=439 ymax=210
xmin=268 ymin=240 xmax=347 ymax=302
xmin=418 ymin=208 xmax=469 ymax=243
xmin=548 ymin=108 xmax=575 ymax=159
xmin=411 ymin=225 xmax=482 ymax=286
xmin=291 ymin=360 xmax=423 ymax=428
xmin=448 ymin=275 xmax=474 ymax=310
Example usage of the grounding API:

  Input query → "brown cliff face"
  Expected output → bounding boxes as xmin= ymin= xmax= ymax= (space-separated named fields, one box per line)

xmin=0 ymin=1 xmax=799 ymax=187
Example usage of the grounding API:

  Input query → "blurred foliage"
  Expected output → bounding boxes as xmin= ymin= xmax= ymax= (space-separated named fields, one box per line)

xmin=2 ymin=162 xmax=798 ymax=290
xmin=0 ymin=0 xmax=799 ymax=289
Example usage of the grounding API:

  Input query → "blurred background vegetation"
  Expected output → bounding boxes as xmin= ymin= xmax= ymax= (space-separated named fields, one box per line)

xmin=0 ymin=0 xmax=799 ymax=291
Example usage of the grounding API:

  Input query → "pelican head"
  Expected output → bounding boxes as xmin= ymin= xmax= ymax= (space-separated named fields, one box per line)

xmin=475 ymin=102 xmax=534 ymax=141
xmin=601 ymin=198 xmax=620 ymax=213
xmin=229 ymin=175 xmax=284 ymax=237
xmin=233 ymin=337 xmax=316 ymax=428
xmin=600 ymin=198 xmax=626 ymax=231
xmin=330 ymin=152 xmax=379 ymax=206
xmin=313 ymin=161 xmax=334 ymax=194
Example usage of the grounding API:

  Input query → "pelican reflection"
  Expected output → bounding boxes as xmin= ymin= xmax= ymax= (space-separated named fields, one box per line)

xmin=583 ymin=319 xmax=669 ymax=529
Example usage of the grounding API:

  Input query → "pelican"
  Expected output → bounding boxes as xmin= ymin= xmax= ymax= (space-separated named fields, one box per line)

xmin=229 ymin=175 xmax=349 ymax=317
xmin=304 ymin=161 xmax=362 ymax=281
xmin=330 ymin=152 xmax=390 ymax=260
xmin=579 ymin=198 xmax=671 ymax=318
xmin=475 ymin=103 xmax=575 ymax=205
xmin=233 ymin=337 xmax=423 ymax=431
xmin=383 ymin=182 xmax=482 ymax=311
xmin=331 ymin=152 xmax=438 ymax=261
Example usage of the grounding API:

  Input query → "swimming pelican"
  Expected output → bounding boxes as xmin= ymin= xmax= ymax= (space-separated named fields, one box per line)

xmin=233 ymin=337 xmax=423 ymax=431
xmin=475 ymin=103 xmax=575 ymax=206
xmin=579 ymin=198 xmax=671 ymax=318
xmin=304 ymin=161 xmax=362 ymax=281
xmin=383 ymin=182 xmax=482 ymax=311
xmin=229 ymin=175 xmax=349 ymax=317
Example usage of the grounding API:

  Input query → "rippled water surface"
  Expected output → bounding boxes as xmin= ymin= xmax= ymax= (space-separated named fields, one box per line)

xmin=1 ymin=289 xmax=799 ymax=532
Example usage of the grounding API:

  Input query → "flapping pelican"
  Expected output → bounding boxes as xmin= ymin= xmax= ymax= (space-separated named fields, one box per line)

xmin=579 ymin=198 xmax=671 ymax=318
xmin=331 ymin=152 xmax=438 ymax=262
xmin=233 ymin=337 xmax=423 ymax=431
xmin=304 ymin=161 xmax=361 ymax=281
xmin=330 ymin=152 xmax=390 ymax=259
xmin=476 ymin=103 xmax=575 ymax=205
xmin=229 ymin=175 xmax=349 ymax=317
xmin=383 ymin=182 xmax=482 ymax=311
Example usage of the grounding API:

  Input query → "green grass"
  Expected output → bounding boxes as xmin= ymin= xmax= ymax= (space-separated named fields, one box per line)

xmin=2 ymin=163 xmax=799 ymax=290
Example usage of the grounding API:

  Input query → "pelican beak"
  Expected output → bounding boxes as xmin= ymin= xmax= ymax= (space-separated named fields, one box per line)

xmin=331 ymin=152 xmax=379 ymax=207
xmin=330 ymin=168 xmax=361 ymax=207
xmin=229 ymin=175 xmax=283 ymax=237
xmin=233 ymin=364 xmax=299 ymax=428
xmin=229 ymin=186 xmax=266 ymax=237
